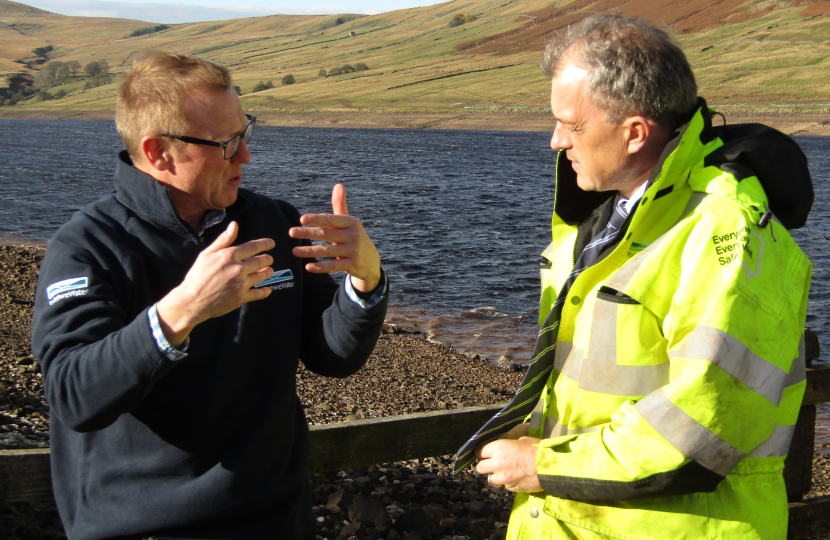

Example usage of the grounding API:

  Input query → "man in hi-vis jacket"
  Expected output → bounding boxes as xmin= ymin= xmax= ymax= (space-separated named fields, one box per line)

xmin=32 ymin=51 xmax=387 ymax=540
xmin=458 ymin=14 xmax=813 ymax=539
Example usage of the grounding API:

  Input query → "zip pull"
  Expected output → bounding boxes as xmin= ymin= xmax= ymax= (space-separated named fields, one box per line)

xmin=758 ymin=208 xmax=772 ymax=228
xmin=758 ymin=205 xmax=777 ymax=241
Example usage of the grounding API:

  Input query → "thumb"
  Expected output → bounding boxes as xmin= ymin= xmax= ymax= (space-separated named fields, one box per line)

xmin=331 ymin=183 xmax=349 ymax=216
xmin=205 ymin=221 xmax=238 ymax=252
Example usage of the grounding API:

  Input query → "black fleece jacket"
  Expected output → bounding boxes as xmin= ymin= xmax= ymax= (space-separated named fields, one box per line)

xmin=32 ymin=152 xmax=388 ymax=540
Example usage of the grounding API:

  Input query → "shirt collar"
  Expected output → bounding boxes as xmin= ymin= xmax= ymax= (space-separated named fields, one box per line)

xmin=617 ymin=181 xmax=649 ymax=217
xmin=199 ymin=209 xmax=227 ymax=236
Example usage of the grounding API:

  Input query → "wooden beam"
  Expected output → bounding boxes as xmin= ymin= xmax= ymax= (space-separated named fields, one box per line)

xmin=0 ymin=405 xmax=506 ymax=503
xmin=308 ymin=403 xmax=503 ymax=473
xmin=0 ymin=448 xmax=51 ymax=503
xmin=804 ymin=367 xmax=830 ymax=406
xmin=2 ymin=447 xmax=830 ymax=539
xmin=784 ymin=405 xmax=816 ymax=501
xmin=788 ymin=495 xmax=830 ymax=539
xmin=1 ymin=367 xmax=828 ymax=506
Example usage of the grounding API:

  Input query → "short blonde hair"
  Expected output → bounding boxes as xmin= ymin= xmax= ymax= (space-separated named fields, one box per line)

xmin=116 ymin=51 xmax=233 ymax=160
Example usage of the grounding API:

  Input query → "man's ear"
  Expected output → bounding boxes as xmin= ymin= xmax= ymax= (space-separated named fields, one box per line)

xmin=623 ymin=115 xmax=655 ymax=155
xmin=139 ymin=136 xmax=174 ymax=172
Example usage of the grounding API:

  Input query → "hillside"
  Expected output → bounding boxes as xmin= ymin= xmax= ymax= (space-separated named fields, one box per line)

xmin=1 ymin=0 xmax=829 ymax=119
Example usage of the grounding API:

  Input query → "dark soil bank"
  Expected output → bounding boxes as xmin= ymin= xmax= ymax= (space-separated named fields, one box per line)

xmin=1 ymin=244 xmax=828 ymax=539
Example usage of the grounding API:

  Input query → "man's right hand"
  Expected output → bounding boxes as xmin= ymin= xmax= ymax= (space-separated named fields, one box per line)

xmin=156 ymin=221 xmax=275 ymax=347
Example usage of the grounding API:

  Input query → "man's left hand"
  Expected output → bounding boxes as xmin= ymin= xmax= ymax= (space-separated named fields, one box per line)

xmin=289 ymin=184 xmax=381 ymax=292
xmin=475 ymin=437 xmax=544 ymax=493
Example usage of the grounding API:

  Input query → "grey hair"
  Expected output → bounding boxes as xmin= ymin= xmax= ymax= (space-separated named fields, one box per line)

xmin=541 ymin=14 xmax=697 ymax=130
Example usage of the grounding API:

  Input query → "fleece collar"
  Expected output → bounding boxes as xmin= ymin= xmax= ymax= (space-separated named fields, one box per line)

xmin=112 ymin=150 xmax=252 ymax=241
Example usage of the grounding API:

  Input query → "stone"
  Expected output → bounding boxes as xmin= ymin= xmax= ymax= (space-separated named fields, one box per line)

xmin=339 ymin=521 xmax=361 ymax=537
xmin=394 ymin=506 xmax=434 ymax=536
xmin=348 ymin=498 xmax=393 ymax=528
xmin=440 ymin=517 xmax=459 ymax=528
xmin=354 ymin=475 xmax=372 ymax=489
xmin=327 ymin=488 xmax=351 ymax=514
xmin=423 ymin=504 xmax=449 ymax=521
xmin=465 ymin=500 xmax=486 ymax=515
xmin=427 ymin=485 xmax=448 ymax=501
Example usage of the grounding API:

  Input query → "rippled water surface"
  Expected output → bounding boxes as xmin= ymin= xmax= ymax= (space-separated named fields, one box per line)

xmin=2 ymin=121 xmax=829 ymax=373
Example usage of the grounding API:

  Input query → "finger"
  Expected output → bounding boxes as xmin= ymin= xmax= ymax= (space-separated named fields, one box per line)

xmin=293 ymin=245 xmax=351 ymax=261
xmin=332 ymin=183 xmax=349 ymax=216
xmin=205 ymin=221 xmax=239 ymax=253
xmin=289 ymin=225 xmax=353 ymax=243
xmin=246 ymin=265 xmax=274 ymax=288
xmin=296 ymin=213 xmax=357 ymax=229
xmin=241 ymin=253 xmax=274 ymax=273
xmin=475 ymin=442 xmax=494 ymax=461
xmin=291 ymin=244 xmax=352 ymax=259
xmin=243 ymin=283 xmax=273 ymax=303
xmin=302 ymin=259 xmax=352 ymax=274
xmin=231 ymin=237 xmax=276 ymax=262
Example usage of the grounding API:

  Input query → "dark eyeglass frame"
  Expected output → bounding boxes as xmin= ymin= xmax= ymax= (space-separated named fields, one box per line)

xmin=162 ymin=114 xmax=256 ymax=160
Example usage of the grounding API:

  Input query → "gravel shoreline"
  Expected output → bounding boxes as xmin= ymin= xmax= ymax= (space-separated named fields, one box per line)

xmin=1 ymin=244 xmax=828 ymax=539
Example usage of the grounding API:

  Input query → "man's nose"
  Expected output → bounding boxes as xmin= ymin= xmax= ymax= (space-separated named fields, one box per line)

xmin=550 ymin=123 xmax=571 ymax=151
xmin=232 ymin=138 xmax=252 ymax=164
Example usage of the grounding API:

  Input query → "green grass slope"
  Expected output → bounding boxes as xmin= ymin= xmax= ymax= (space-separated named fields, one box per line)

xmin=1 ymin=0 xmax=828 ymax=114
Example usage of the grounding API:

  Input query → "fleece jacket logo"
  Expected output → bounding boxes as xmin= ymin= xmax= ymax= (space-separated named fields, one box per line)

xmin=253 ymin=269 xmax=295 ymax=291
xmin=47 ymin=277 xmax=89 ymax=305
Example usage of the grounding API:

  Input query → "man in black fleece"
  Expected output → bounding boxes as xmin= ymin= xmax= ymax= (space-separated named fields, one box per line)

xmin=31 ymin=51 xmax=388 ymax=540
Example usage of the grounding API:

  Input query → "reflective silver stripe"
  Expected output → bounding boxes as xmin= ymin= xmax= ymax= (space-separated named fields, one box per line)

xmin=559 ymin=335 xmax=668 ymax=396
xmin=553 ymin=341 xmax=572 ymax=373
xmin=546 ymin=420 xmax=600 ymax=438
xmin=545 ymin=418 xmax=558 ymax=438
xmin=604 ymin=231 xmax=669 ymax=292
xmin=606 ymin=192 xmax=709 ymax=292
xmin=636 ymin=389 xmax=745 ymax=477
xmin=784 ymin=335 xmax=807 ymax=388
xmin=747 ymin=424 xmax=796 ymax=458
xmin=529 ymin=397 xmax=545 ymax=432
xmin=580 ymin=299 xmax=669 ymax=396
xmin=541 ymin=241 xmax=556 ymax=261
xmin=669 ymin=325 xmax=788 ymax=406
xmin=560 ymin=345 xmax=585 ymax=381
xmin=678 ymin=192 xmax=709 ymax=222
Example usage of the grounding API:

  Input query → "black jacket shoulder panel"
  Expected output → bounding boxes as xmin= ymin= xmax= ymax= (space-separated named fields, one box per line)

xmin=703 ymin=113 xmax=814 ymax=229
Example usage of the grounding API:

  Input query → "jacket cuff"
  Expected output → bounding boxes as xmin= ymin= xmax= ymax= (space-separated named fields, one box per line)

xmin=344 ymin=267 xmax=387 ymax=309
xmin=147 ymin=303 xmax=189 ymax=361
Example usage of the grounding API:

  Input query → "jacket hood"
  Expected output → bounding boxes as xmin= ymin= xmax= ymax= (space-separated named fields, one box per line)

xmin=698 ymin=101 xmax=814 ymax=229
xmin=554 ymin=99 xmax=815 ymax=230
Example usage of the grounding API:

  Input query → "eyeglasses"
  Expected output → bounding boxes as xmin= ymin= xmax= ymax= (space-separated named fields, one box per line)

xmin=162 ymin=114 xmax=256 ymax=160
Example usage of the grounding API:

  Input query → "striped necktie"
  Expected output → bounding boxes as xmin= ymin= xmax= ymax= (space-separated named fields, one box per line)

xmin=454 ymin=195 xmax=634 ymax=474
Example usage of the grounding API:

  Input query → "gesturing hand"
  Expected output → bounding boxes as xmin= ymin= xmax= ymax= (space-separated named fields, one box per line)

xmin=156 ymin=221 xmax=275 ymax=347
xmin=289 ymin=183 xmax=381 ymax=293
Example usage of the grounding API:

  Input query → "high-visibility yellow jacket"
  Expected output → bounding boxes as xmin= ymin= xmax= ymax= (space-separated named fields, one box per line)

xmin=509 ymin=102 xmax=814 ymax=540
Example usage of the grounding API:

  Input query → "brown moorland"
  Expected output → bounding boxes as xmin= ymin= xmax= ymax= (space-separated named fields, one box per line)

xmin=1 ymin=0 xmax=829 ymax=132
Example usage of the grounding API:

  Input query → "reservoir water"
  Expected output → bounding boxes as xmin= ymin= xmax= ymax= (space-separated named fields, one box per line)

xmin=1 ymin=119 xmax=828 ymax=445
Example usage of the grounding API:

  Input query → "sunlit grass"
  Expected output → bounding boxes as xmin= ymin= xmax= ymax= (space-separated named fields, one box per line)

xmin=3 ymin=0 xmax=827 ymax=114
